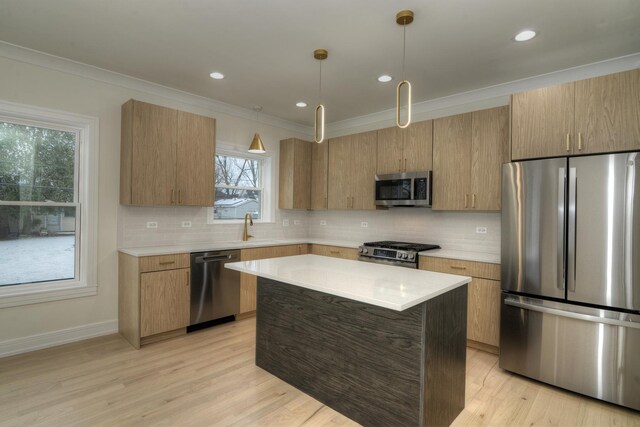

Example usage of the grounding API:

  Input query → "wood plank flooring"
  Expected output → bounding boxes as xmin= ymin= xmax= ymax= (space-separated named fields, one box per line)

xmin=0 ymin=317 xmax=638 ymax=426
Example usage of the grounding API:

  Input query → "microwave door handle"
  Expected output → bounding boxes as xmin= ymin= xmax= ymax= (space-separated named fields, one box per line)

xmin=410 ymin=178 xmax=415 ymax=201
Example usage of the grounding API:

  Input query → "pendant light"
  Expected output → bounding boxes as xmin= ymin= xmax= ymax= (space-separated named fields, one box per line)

xmin=396 ymin=10 xmax=413 ymax=129
xmin=313 ymin=48 xmax=328 ymax=143
xmin=248 ymin=106 xmax=266 ymax=153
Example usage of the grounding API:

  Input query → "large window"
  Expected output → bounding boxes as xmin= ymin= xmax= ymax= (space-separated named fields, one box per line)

xmin=0 ymin=101 xmax=97 ymax=307
xmin=213 ymin=153 xmax=263 ymax=220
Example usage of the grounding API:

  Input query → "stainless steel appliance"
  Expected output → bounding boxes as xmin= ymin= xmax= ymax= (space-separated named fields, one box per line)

xmin=500 ymin=152 xmax=640 ymax=411
xmin=190 ymin=250 xmax=241 ymax=326
xmin=358 ymin=241 xmax=440 ymax=268
xmin=375 ymin=171 xmax=432 ymax=207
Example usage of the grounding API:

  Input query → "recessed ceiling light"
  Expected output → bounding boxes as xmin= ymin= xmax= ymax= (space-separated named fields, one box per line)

xmin=514 ymin=30 xmax=537 ymax=42
xmin=209 ymin=71 xmax=224 ymax=79
xmin=296 ymin=101 xmax=307 ymax=108
xmin=377 ymin=75 xmax=393 ymax=83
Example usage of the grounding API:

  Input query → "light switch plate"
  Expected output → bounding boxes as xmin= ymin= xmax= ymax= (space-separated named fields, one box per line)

xmin=476 ymin=227 xmax=487 ymax=234
xmin=146 ymin=221 xmax=158 ymax=229
xmin=282 ymin=219 xmax=290 ymax=227
xmin=361 ymin=222 xmax=369 ymax=228
xmin=181 ymin=221 xmax=192 ymax=228
xmin=320 ymin=220 xmax=327 ymax=226
xmin=294 ymin=220 xmax=301 ymax=226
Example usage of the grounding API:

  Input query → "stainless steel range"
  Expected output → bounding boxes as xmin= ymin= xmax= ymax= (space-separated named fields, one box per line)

xmin=358 ymin=241 xmax=440 ymax=268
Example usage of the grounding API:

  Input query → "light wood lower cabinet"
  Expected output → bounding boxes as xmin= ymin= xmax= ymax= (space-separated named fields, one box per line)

xmin=420 ymin=256 xmax=501 ymax=353
xmin=119 ymin=252 xmax=191 ymax=349
xmin=309 ymin=244 xmax=358 ymax=260
xmin=239 ymin=244 xmax=309 ymax=314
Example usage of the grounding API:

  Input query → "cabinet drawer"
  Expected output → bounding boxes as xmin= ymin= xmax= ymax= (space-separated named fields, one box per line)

xmin=139 ymin=253 xmax=189 ymax=273
xmin=310 ymin=245 xmax=358 ymax=260
xmin=419 ymin=256 xmax=499 ymax=281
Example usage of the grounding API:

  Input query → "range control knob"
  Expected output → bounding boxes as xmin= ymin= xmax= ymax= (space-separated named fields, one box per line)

xmin=408 ymin=253 xmax=415 ymax=260
xmin=401 ymin=253 xmax=408 ymax=259
xmin=358 ymin=247 xmax=364 ymax=253
xmin=362 ymin=248 xmax=368 ymax=254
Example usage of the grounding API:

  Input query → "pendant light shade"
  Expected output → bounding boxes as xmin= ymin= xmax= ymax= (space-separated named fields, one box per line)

xmin=248 ymin=106 xmax=266 ymax=153
xmin=313 ymin=49 xmax=328 ymax=143
xmin=396 ymin=10 xmax=414 ymax=129
xmin=248 ymin=133 xmax=266 ymax=154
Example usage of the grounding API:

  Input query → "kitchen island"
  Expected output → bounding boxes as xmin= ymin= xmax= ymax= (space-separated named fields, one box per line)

xmin=226 ymin=254 xmax=471 ymax=427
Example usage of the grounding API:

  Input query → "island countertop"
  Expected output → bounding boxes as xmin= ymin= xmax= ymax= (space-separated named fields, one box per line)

xmin=226 ymin=254 xmax=471 ymax=311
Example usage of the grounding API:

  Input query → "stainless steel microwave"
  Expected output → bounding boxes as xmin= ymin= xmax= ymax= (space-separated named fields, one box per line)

xmin=375 ymin=171 xmax=432 ymax=207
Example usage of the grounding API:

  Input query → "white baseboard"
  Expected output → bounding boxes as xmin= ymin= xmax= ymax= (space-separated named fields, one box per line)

xmin=0 ymin=319 xmax=118 ymax=358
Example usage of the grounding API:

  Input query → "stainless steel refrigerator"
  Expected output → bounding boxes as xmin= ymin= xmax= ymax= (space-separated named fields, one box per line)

xmin=500 ymin=152 xmax=640 ymax=411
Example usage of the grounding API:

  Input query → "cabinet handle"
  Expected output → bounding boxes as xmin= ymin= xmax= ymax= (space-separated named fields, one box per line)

xmin=566 ymin=133 xmax=571 ymax=152
xmin=178 ymin=190 xmax=182 ymax=204
xmin=159 ymin=261 xmax=175 ymax=265
xmin=186 ymin=270 xmax=190 ymax=286
xmin=171 ymin=189 xmax=175 ymax=205
xmin=472 ymin=194 xmax=476 ymax=209
xmin=464 ymin=194 xmax=468 ymax=208
xmin=450 ymin=266 xmax=467 ymax=270
xmin=351 ymin=196 xmax=355 ymax=208
xmin=578 ymin=132 xmax=583 ymax=151
xmin=404 ymin=159 xmax=407 ymax=172
xmin=329 ymin=250 xmax=340 ymax=255
xmin=347 ymin=196 xmax=350 ymax=208
xmin=324 ymin=196 xmax=327 ymax=208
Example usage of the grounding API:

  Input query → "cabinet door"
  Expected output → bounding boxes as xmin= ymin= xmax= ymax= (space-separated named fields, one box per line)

xmin=433 ymin=113 xmax=472 ymax=210
xmin=351 ymin=131 xmax=378 ymax=210
xmin=131 ymin=101 xmax=177 ymax=205
xmin=327 ymin=135 xmax=352 ymax=209
xmin=467 ymin=278 xmax=501 ymax=347
xmin=279 ymin=138 xmax=311 ymax=209
xmin=470 ymin=107 xmax=509 ymax=211
xmin=574 ymin=69 xmax=640 ymax=155
xmin=403 ymin=120 xmax=433 ymax=173
xmin=376 ymin=127 xmax=403 ymax=174
xmin=140 ymin=268 xmax=190 ymax=337
xmin=310 ymin=244 xmax=358 ymax=260
xmin=511 ymin=83 xmax=575 ymax=160
xmin=311 ymin=139 xmax=328 ymax=210
xmin=176 ymin=111 xmax=215 ymax=206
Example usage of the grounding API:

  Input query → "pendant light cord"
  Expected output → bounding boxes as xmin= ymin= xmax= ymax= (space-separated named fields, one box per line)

xmin=402 ymin=22 xmax=406 ymax=81
xmin=318 ymin=60 xmax=323 ymax=104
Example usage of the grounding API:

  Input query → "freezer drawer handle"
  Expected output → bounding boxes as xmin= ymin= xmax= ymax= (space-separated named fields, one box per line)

xmin=504 ymin=297 xmax=640 ymax=329
xmin=195 ymin=255 xmax=232 ymax=263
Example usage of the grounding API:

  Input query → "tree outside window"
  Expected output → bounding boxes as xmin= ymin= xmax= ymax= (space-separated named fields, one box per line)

xmin=214 ymin=154 xmax=262 ymax=220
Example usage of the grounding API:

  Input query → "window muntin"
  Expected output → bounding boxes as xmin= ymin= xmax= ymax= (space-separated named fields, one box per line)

xmin=214 ymin=154 xmax=263 ymax=220
xmin=0 ymin=119 xmax=80 ymax=287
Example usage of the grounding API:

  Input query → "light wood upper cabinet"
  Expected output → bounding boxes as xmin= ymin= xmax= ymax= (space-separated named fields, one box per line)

xmin=376 ymin=120 xmax=432 ymax=175
xmin=574 ymin=69 xmax=640 ymax=154
xmin=121 ymin=99 xmax=216 ymax=206
xmin=511 ymin=68 xmax=640 ymax=160
xmin=176 ymin=111 xmax=215 ymax=206
xmin=140 ymin=268 xmax=190 ymax=338
xmin=433 ymin=107 xmax=509 ymax=211
xmin=279 ymin=138 xmax=311 ymax=210
xmin=328 ymin=131 xmax=377 ymax=210
xmin=311 ymin=140 xmax=328 ymax=210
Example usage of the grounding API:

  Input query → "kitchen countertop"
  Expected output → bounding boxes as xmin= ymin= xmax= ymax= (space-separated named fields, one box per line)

xmin=419 ymin=248 xmax=500 ymax=264
xmin=118 ymin=238 xmax=361 ymax=257
xmin=225 ymin=254 xmax=471 ymax=311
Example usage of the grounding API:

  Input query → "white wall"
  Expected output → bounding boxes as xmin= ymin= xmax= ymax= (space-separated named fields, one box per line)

xmin=0 ymin=48 xmax=309 ymax=347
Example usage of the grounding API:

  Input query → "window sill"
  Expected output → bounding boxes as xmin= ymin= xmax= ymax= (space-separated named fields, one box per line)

xmin=0 ymin=281 xmax=97 ymax=308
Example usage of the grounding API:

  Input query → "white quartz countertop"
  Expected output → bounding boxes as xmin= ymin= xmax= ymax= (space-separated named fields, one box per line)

xmin=225 ymin=254 xmax=471 ymax=311
xmin=118 ymin=238 xmax=361 ymax=257
xmin=419 ymin=248 xmax=500 ymax=264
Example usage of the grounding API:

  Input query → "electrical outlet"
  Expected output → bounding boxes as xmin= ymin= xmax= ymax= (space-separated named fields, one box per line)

xmin=181 ymin=221 xmax=192 ymax=228
xmin=282 ymin=219 xmax=290 ymax=227
xmin=146 ymin=221 xmax=158 ymax=229
xmin=294 ymin=220 xmax=301 ymax=226
xmin=320 ymin=220 xmax=327 ymax=226
xmin=361 ymin=222 xmax=369 ymax=228
xmin=476 ymin=226 xmax=487 ymax=234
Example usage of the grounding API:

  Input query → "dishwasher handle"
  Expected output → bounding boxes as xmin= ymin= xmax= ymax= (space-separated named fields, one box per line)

xmin=195 ymin=254 xmax=233 ymax=263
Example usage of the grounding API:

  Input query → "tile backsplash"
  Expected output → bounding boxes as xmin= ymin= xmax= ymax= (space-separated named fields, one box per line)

xmin=119 ymin=205 xmax=500 ymax=255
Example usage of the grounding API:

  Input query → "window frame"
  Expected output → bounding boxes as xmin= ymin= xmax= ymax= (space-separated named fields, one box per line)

xmin=0 ymin=100 xmax=99 ymax=308
xmin=209 ymin=145 xmax=274 ymax=224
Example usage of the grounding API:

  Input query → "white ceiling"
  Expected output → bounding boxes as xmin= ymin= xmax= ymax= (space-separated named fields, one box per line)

xmin=1 ymin=0 xmax=639 ymax=125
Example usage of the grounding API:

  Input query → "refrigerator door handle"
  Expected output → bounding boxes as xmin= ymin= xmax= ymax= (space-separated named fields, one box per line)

xmin=567 ymin=167 xmax=577 ymax=292
xmin=557 ymin=168 xmax=566 ymax=290
xmin=504 ymin=297 xmax=640 ymax=329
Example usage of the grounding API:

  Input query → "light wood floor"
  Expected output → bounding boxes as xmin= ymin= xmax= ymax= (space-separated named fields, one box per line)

xmin=1 ymin=317 xmax=638 ymax=427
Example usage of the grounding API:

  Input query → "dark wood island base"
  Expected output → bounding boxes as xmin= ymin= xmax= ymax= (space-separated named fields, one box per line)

xmin=255 ymin=277 xmax=468 ymax=427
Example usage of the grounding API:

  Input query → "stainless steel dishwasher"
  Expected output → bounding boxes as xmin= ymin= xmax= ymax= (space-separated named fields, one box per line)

xmin=190 ymin=250 xmax=241 ymax=326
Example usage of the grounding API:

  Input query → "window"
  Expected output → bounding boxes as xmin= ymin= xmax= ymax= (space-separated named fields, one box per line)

xmin=0 ymin=100 xmax=98 ymax=307
xmin=213 ymin=153 xmax=263 ymax=220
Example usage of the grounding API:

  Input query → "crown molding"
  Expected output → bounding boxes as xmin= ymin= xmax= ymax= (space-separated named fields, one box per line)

xmin=327 ymin=52 xmax=640 ymax=137
xmin=0 ymin=41 xmax=313 ymax=136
